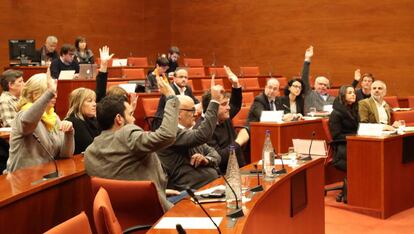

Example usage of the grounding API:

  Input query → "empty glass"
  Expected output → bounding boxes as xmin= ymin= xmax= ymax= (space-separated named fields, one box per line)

xmin=309 ymin=107 xmax=316 ymax=117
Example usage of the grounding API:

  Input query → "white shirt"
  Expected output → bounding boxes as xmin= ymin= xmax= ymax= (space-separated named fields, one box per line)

xmin=374 ymin=99 xmax=388 ymax=124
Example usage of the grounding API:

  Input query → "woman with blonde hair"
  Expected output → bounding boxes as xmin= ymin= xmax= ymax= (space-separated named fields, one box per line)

xmin=6 ymin=72 xmax=74 ymax=172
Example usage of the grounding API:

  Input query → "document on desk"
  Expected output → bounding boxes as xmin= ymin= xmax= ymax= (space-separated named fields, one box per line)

xmin=154 ymin=217 xmax=223 ymax=229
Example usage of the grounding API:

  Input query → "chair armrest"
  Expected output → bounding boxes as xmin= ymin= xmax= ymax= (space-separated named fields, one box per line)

xmin=123 ymin=224 xmax=152 ymax=234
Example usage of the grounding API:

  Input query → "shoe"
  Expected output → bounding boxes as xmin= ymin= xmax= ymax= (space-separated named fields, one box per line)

xmin=342 ymin=178 xmax=348 ymax=204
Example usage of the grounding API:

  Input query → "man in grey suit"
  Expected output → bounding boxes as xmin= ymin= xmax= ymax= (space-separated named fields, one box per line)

xmin=157 ymin=83 xmax=224 ymax=191
xmin=302 ymin=46 xmax=336 ymax=113
xmin=85 ymin=75 xmax=179 ymax=212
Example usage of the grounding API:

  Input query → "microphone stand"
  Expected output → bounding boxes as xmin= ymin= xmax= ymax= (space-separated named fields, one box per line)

xmin=186 ymin=189 xmax=222 ymax=234
xmin=250 ymin=164 xmax=263 ymax=192
xmin=215 ymin=167 xmax=244 ymax=218
xmin=33 ymin=134 xmax=59 ymax=179
xmin=272 ymin=151 xmax=287 ymax=174
xmin=301 ymin=131 xmax=316 ymax=161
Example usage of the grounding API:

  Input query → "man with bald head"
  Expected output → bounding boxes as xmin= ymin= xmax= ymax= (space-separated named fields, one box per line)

xmin=157 ymin=85 xmax=223 ymax=191
xmin=247 ymin=78 xmax=283 ymax=123
xmin=301 ymin=46 xmax=336 ymax=113
xmin=152 ymin=68 xmax=199 ymax=131
xmin=359 ymin=80 xmax=399 ymax=129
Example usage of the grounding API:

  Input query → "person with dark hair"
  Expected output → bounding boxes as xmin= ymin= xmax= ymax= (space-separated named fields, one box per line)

xmin=197 ymin=66 xmax=249 ymax=173
xmin=166 ymin=46 xmax=180 ymax=75
xmin=246 ymin=78 xmax=283 ymax=123
xmin=147 ymin=56 xmax=170 ymax=91
xmin=74 ymin=36 xmax=94 ymax=64
xmin=50 ymin=44 xmax=80 ymax=79
xmin=279 ymin=78 xmax=305 ymax=120
xmin=34 ymin=36 xmax=59 ymax=64
xmin=329 ymin=85 xmax=359 ymax=172
xmin=351 ymin=69 xmax=374 ymax=101
xmin=151 ymin=68 xmax=199 ymax=131
xmin=0 ymin=69 xmax=24 ymax=127
xmin=84 ymin=75 xmax=180 ymax=212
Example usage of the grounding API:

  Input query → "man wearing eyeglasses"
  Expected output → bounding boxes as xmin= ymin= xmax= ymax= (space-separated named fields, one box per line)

xmin=50 ymin=44 xmax=80 ymax=79
xmin=156 ymin=85 xmax=223 ymax=191
xmin=302 ymin=46 xmax=336 ymax=113
xmin=152 ymin=68 xmax=200 ymax=131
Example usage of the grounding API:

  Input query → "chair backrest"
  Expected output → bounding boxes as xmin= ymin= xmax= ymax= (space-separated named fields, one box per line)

xmin=277 ymin=77 xmax=288 ymax=89
xmin=186 ymin=79 xmax=194 ymax=90
xmin=232 ymin=106 xmax=250 ymax=127
xmin=392 ymin=110 xmax=414 ymax=126
xmin=408 ymin=96 xmax=414 ymax=108
xmin=44 ymin=212 xmax=92 ymax=234
xmin=127 ymin=57 xmax=148 ymax=67
xmin=240 ymin=66 xmax=260 ymax=76
xmin=93 ymin=187 xmax=123 ymax=234
xmin=242 ymin=92 xmax=255 ymax=107
xmin=384 ymin=96 xmax=399 ymax=108
xmin=239 ymin=78 xmax=260 ymax=89
xmin=91 ymin=177 xmax=164 ymax=229
xmin=187 ymin=67 xmax=206 ymax=77
xmin=141 ymin=98 xmax=161 ymax=118
xmin=208 ymin=67 xmax=227 ymax=76
xmin=201 ymin=78 xmax=224 ymax=90
xmin=183 ymin=58 xmax=204 ymax=67
xmin=121 ymin=68 xmax=145 ymax=79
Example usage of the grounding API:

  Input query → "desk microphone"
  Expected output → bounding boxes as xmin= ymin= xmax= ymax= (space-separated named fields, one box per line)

xmin=176 ymin=224 xmax=186 ymax=234
xmin=302 ymin=131 xmax=316 ymax=161
xmin=33 ymin=134 xmax=59 ymax=179
xmin=214 ymin=167 xmax=244 ymax=218
xmin=272 ymin=151 xmax=287 ymax=174
xmin=186 ymin=189 xmax=222 ymax=234
xmin=282 ymin=104 xmax=291 ymax=113
xmin=250 ymin=164 xmax=263 ymax=192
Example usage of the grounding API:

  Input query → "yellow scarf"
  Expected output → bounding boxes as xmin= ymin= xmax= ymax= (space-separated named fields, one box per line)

xmin=21 ymin=103 xmax=57 ymax=132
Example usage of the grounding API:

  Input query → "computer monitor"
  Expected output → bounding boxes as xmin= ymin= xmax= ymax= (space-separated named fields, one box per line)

xmin=9 ymin=39 xmax=36 ymax=65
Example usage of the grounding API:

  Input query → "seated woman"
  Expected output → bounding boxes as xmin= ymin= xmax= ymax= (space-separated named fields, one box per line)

xmin=280 ymin=78 xmax=305 ymax=121
xmin=74 ymin=36 xmax=94 ymax=64
xmin=329 ymin=85 xmax=359 ymax=172
xmin=6 ymin=72 xmax=74 ymax=172
xmin=65 ymin=46 xmax=114 ymax=154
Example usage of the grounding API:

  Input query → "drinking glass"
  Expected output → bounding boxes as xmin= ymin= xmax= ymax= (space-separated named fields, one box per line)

xmin=309 ymin=107 xmax=316 ymax=117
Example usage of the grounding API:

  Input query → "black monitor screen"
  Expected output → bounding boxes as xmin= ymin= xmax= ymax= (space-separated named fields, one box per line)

xmin=9 ymin=39 xmax=36 ymax=60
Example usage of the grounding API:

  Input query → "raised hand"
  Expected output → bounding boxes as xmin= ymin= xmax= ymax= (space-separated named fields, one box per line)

xmin=47 ymin=67 xmax=57 ymax=93
xmin=305 ymin=46 xmax=314 ymax=61
xmin=224 ymin=65 xmax=239 ymax=87
xmin=99 ymin=46 xmax=115 ymax=72
xmin=354 ymin=69 xmax=361 ymax=81
xmin=156 ymin=75 xmax=175 ymax=97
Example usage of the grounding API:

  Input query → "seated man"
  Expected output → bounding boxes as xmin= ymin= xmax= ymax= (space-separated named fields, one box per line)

xmin=247 ymin=78 xmax=282 ymax=123
xmin=351 ymin=69 xmax=374 ymax=101
xmin=302 ymin=46 xmax=336 ymax=113
xmin=359 ymin=80 xmax=399 ymax=130
xmin=197 ymin=66 xmax=249 ymax=173
xmin=152 ymin=68 xmax=200 ymax=131
xmin=84 ymin=76 xmax=179 ymax=212
xmin=157 ymin=90 xmax=222 ymax=191
xmin=0 ymin=69 xmax=24 ymax=127
xmin=50 ymin=44 xmax=80 ymax=79
xmin=35 ymin=35 xmax=59 ymax=64
xmin=147 ymin=56 xmax=169 ymax=91
xmin=166 ymin=46 xmax=180 ymax=75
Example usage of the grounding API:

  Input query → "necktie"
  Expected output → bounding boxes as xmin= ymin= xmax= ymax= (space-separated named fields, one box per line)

xmin=270 ymin=101 xmax=275 ymax=111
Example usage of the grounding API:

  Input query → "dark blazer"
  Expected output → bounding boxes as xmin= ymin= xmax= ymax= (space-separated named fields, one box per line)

xmin=152 ymin=83 xmax=199 ymax=131
xmin=157 ymin=102 xmax=220 ymax=190
xmin=34 ymin=46 xmax=59 ymax=63
xmin=247 ymin=92 xmax=283 ymax=123
xmin=278 ymin=96 xmax=305 ymax=115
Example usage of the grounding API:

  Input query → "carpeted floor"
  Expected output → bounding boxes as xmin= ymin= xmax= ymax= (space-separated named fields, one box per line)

xmin=325 ymin=191 xmax=414 ymax=234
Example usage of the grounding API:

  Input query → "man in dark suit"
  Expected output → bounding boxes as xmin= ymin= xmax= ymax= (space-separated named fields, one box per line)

xmin=152 ymin=68 xmax=199 ymax=130
xmin=246 ymin=78 xmax=283 ymax=123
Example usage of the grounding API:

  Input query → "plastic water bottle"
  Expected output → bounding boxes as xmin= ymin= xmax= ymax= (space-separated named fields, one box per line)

xmin=262 ymin=130 xmax=275 ymax=180
xmin=225 ymin=145 xmax=242 ymax=209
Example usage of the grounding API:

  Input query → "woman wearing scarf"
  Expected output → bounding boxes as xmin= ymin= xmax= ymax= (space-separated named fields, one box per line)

xmin=6 ymin=71 xmax=74 ymax=173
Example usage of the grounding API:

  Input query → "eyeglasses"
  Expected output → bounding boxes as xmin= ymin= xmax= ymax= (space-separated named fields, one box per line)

xmin=291 ymin=84 xmax=302 ymax=89
xmin=317 ymin=82 xmax=328 ymax=87
xmin=180 ymin=107 xmax=196 ymax=114
xmin=177 ymin=75 xmax=188 ymax=79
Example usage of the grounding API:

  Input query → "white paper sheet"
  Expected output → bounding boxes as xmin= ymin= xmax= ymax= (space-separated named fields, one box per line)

xmin=194 ymin=185 xmax=225 ymax=196
xmin=292 ymin=139 xmax=327 ymax=156
xmin=118 ymin=83 xmax=137 ymax=93
xmin=112 ymin=59 xmax=127 ymax=67
xmin=258 ymin=158 xmax=298 ymax=166
xmin=0 ymin=127 xmax=11 ymax=132
xmin=58 ymin=70 xmax=75 ymax=80
xmin=260 ymin=110 xmax=284 ymax=122
xmin=357 ymin=123 xmax=383 ymax=136
xmin=154 ymin=217 xmax=222 ymax=229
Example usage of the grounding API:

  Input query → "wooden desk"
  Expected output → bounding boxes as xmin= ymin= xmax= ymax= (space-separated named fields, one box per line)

xmin=0 ymin=132 xmax=10 ymax=141
xmin=249 ymin=120 xmax=327 ymax=162
xmin=347 ymin=133 xmax=414 ymax=219
xmin=148 ymin=158 xmax=325 ymax=234
xmin=0 ymin=155 xmax=92 ymax=234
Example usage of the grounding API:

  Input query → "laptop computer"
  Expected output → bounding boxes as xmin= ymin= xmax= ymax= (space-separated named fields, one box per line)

xmin=78 ymin=64 xmax=98 ymax=79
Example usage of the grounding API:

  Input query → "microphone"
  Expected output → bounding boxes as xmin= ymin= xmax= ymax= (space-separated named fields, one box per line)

xmin=32 ymin=134 xmax=59 ymax=179
xmin=272 ymin=151 xmax=287 ymax=174
xmin=214 ymin=167 xmax=244 ymax=218
xmin=176 ymin=224 xmax=186 ymax=234
xmin=302 ymin=131 xmax=316 ymax=161
xmin=211 ymin=52 xmax=216 ymax=67
xmin=250 ymin=164 xmax=263 ymax=192
xmin=282 ymin=104 xmax=291 ymax=113
xmin=186 ymin=189 xmax=222 ymax=233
